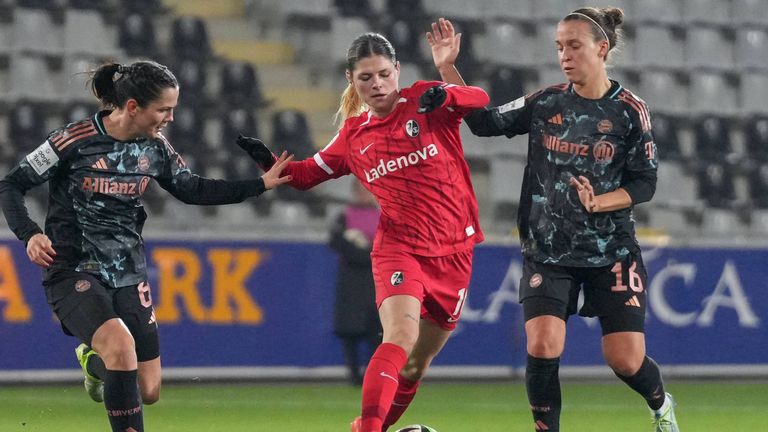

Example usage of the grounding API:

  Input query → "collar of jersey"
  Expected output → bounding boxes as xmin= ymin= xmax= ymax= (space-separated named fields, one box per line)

xmin=568 ymin=79 xmax=623 ymax=100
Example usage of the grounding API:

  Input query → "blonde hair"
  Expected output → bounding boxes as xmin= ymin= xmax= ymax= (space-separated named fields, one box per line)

xmin=334 ymin=83 xmax=366 ymax=126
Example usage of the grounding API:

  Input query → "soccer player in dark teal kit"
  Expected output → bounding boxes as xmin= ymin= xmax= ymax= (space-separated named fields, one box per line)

xmin=428 ymin=9 xmax=679 ymax=432
xmin=0 ymin=60 xmax=293 ymax=432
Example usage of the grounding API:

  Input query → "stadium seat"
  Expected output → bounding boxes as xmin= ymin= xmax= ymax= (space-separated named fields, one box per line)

xmin=61 ymin=55 xmax=99 ymax=103
xmin=686 ymin=27 xmax=733 ymax=70
xmin=682 ymin=0 xmax=732 ymax=25
xmin=700 ymin=208 xmax=744 ymax=235
xmin=334 ymin=0 xmax=373 ymax=18
xmin=170 ymin=16 xmax=212 ymax=63
xmin=219 ymin=61 xmax=266 ymax=108
xmin=8 ymin=55 xmax=58 ymax=102
xmin=747 ymin=163 xmax=768 ymax=208
xmin=634 ymin=0 xmax=682 ymax=25
xmin=533 ymin=22 xmax=559 ymax=66
xmin=423 ymin=0 xmax=483 ymax=21
xmin=655 ymin=161 xmax=699 ymax=208
xmin=647 ymin=206 xmax=689 ymax=234
xmin=330 ymin=17 xmax=369 ymax=66
xmin=735 ymin=28 xmax=768 ymax=70
xmin=477 ymin=21 xmax=534 ymax=67
xmin=489 ymin=157 xmax=524 ymax=205
xmin=732 ymin=0 xmax=768 ymax=25
xmin=118 ymin=12 xmax=158 ymax=58
xmin=652 ymin=113 xmax=683 ymax=161
xmin=634 ymin=25 xmax=684 ymax=68
xmin=11 ymin=8 xmax=61 ymax=55
xmin=531 ymin=0 xmax=578 ymax=22
xmin=481 ymin=0 xmax=531 ymax=21
xmin=166 ymin=105 xmax=206 ymax=156
xmin=397 ymin=62 xmax=421 ymax=90
xmin=383 ymin=19 xmax=426 ymax=65
xmin=740 ymin=72 xmax=768 ymax=114
xmin=693 ymin=115 xmax=732 ymax=162
xmin=386 ymin=0 xmax=426 ymax=20
xmin=63 ymin=9 xmax=114 ymax=57
xmin=488 ymin=65 xmax=526 ymax=106
xmin=171 ymin=59 xmax=208 ymax=108
xmin=743 ymin=115 xmax=768 ymax=161
xmin=689 ymin=72 xmax=738 ymax=115
xmin=696 ymin=162 xmax=737 ymax=209
xmin=8 ymin=100 xmax=46 ymax=152
xmin=637 ymin=71 xmax=688 ymax=114
xmin=538 ymin=66 xmax=568 ymax=88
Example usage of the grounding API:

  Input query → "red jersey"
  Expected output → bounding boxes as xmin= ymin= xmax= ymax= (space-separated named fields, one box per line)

xmin=284 ymin=81 xmax=489 ymax=257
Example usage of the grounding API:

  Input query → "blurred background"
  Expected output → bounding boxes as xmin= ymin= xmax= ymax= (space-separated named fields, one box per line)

xmin=0 ymin=0 xmax=767 ymax=430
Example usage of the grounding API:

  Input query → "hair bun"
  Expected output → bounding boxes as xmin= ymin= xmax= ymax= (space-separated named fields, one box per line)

xmin=602 ymin=7 xmax=624 ymax=27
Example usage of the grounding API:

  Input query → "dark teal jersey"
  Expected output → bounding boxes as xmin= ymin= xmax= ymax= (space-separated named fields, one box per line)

xmin=0 ymin=111 xmax=265 ymax=287
xmin=466 ymin=80 xmax=657 ymax=267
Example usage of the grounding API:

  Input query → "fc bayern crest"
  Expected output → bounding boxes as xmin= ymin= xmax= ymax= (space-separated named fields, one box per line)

xmin=405 ymin=120 xmax=420 ymax=137
xmin=391 ymin=271 xmax=405 ymax=286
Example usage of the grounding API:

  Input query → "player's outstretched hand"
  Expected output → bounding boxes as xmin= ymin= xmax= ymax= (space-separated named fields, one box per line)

xmin=570 ymin=175 xmax=597 ymax=213
xmin=418 ymin=85 xmax=447 ymax=114
xmin=261 ymin=151 xmax=294 ymax=190
xmin=426 ymin=17 xmax=461 ymax=71
xmin=27 ymin=233 xmax=56 ymax=268
xmin=236 ymin=134 xmax=276 ymax=170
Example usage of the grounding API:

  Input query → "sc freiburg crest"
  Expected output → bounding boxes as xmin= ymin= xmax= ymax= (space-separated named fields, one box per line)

xmin=391 ymin=271 xmax=404 ymax=286
xmin=405 ymin=120 xmax=420 ymax=137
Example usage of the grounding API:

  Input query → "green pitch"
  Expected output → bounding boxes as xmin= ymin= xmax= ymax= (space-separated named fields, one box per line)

xmin=1 ymin=381 xmax=765 ymax=431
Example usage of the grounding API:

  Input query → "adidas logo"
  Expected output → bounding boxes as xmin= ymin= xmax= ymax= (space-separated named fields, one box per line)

xmin=625 ymin=295 xmax=641 ymax=307
xmin=91 ymin=158 xmax=108 ymax=170
xmin=547 ymin=113 xmax=563 ymax=125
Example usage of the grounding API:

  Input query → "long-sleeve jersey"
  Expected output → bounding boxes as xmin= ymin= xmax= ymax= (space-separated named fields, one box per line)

xmin=283 ymin=81 xmax=489 ymax=257
xmin=465 ymin=80 xmax=657 ymax=267
xmin=0 ymin=111 xmax=266 ymax=288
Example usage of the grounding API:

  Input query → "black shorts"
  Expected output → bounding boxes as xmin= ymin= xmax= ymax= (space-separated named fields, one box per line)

xmin=519 ymin=251 xmax=648 ymax=335
xmin=44 ymin=271 xmax=160 ymax=362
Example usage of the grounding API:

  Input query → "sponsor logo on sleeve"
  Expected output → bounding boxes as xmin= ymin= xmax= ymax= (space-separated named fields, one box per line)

xmin=498 ymin=96 xmax=525 ymax=114
xmin=25 ymin=141 xmax=59 ymax=175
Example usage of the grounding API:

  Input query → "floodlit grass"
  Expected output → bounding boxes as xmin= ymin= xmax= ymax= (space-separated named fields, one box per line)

xmin=1 ymin=381 xmax=766 ymax=431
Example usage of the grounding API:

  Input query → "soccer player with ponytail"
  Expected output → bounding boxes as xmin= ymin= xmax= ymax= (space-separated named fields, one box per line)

xmin=236 ymin=29 xmax=489 ymax=432
xmin=0 ymin=60 xmax=291 ymax=432
xmin=429 ymin=9 xmax=680 ymax=432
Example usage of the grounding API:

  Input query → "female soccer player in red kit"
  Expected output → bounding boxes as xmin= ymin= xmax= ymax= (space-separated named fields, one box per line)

xmin=237 ymin=31 xmax=489 ymax=431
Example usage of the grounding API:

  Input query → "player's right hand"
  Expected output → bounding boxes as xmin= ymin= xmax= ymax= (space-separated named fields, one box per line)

xmin=26 ymin=233 xmax=56 ymax=268
xmin=261 ymin=151 xmax=294 ymax=190
xmin=236 ymin=134 xmax=277 ymax=170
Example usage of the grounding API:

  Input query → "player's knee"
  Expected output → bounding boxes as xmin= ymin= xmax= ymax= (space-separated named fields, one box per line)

xmin=100 ymin=335 xmax=137 ymax=369
xmin=527 ymin=339 xmax=562 ymax=358
xmin=384 ymin=329 xmax=418 ymax=354
xmin=141 ymin=386 xmax=161 ymax=405
xmin=607 ymin=356 xmax=643 ymax=376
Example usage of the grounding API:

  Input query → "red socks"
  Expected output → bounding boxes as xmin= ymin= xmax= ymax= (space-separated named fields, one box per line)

xmin=382 ymin=374 xmax=421 ymax=431
xmin=360 ymin=343 xmax=408 ymax=432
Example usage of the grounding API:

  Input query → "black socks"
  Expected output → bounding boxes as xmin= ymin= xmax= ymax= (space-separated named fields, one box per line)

xmin=104 ymin=369 xmax=143 ymax=432
xmin=615 ymin=356 xmax=666 ymax=411
xmin=525 ymin=355 xmax=561 ymax=431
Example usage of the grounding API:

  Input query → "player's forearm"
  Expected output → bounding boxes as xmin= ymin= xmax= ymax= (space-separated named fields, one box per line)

xmin=592 ymin=188 xmax=633 ymax=213
xmin=437 ymin=64 xmax=466 ymax=86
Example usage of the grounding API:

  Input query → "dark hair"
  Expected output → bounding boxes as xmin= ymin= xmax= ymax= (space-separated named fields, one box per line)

xmin=563 ymin=7 xmax=624 ymax=61
xmin=89 ymin=60 xmax=178 ymax=108
xmin=335 ymin=33 xmax=397 ymax=125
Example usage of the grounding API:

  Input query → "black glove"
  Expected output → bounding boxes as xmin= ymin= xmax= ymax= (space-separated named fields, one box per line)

xmin=236 ymin=134 xmax=276 ymax=170
xmin=417 ymin=85 xmax=447 ymax=114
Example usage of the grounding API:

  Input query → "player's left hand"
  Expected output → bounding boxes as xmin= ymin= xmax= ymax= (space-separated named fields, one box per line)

xmin=261 ymin=151 xmax=294 ymax=190
xmin=236 ymin=134 xmax=277 ymax=170
xmin=426 ymin=17 xmax=461 ymax=71
xmin=418 ymin=85 xmax=447 ymax=114
xmin=570 ymin=175 xmax=598 ymax=213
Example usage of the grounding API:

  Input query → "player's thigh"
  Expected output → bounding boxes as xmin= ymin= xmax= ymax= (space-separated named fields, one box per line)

xmin=419 ymin=248 xmax=474 ymax=331
xmin=113 ymin=281 xmax=160 ymax=363
xmin=378 ymin=294 xmax=422 ymax=350
xmin=581 ymin=251 xmax=648 ymax=335
xmin=44 ymin=271 xmax=118 ymax=346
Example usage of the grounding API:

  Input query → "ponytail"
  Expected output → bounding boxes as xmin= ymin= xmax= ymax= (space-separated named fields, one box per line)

xmin=334 ymin=83 xmax=365 ymax=126
xmin=90 ymin=62 xmax=122 ymax=107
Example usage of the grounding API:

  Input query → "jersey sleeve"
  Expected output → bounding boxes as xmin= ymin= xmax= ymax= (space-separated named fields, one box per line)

xmin=284 ymin=129 xmax=351 ymax=190
xmin=621 ymin=99 xmax=658 ymax=204
xmin=465 ymin=91 xmax=539 ymax=138
xmin=0 ymin=139 xmax=65 ymax=243
xmin=155 ymin=136 xmax=266 ymax=204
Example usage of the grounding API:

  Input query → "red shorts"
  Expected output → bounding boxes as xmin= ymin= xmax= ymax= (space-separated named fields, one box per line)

xmin=371 ymin=248 xmax=474 ymax=330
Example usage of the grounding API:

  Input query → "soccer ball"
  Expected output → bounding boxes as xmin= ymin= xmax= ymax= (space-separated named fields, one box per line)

xmin=394 ymin=425 xmax=438 ymax=432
